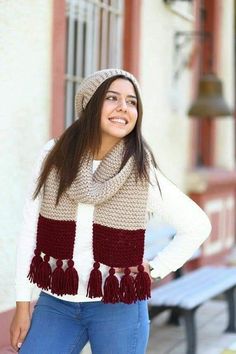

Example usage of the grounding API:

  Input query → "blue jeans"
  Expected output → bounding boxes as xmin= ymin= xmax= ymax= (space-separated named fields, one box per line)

xmin=19 ymin=291 xmax=150 ymax=354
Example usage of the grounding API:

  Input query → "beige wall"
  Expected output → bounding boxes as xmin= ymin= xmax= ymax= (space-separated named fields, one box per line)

xmin=140 ymin=0 xmax=235 ymax=185
xmin=0 ymin=0 xmax=52 ymax=312
xmin=140 ymin=0 xmax=194 ymax=189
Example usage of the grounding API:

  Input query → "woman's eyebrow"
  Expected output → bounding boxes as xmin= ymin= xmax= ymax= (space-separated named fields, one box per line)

xmin=106 ymin=90 xmax=137 ymax=99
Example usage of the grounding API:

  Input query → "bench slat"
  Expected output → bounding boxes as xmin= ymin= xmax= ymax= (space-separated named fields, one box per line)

xmin=149 ymin=266 xmax=236 ymax=309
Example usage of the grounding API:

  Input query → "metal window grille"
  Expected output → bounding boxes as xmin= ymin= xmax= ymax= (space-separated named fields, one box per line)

xmin=65 ymin=0 xmax=124 ymax=127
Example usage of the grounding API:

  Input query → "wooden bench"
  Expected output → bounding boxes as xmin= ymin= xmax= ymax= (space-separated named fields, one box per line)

xmin=148 ymin=266 xmax=236 ymax=354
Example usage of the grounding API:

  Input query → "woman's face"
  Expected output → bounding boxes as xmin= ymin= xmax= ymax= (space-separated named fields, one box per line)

xmin=100 ymin=78 xmax=138 ymax=144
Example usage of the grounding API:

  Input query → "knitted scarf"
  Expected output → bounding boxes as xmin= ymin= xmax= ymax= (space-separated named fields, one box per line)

xmin=27 ymin=141 xmax=151 ymax=304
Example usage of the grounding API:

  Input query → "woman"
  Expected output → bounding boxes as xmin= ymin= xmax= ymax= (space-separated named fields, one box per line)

xmin=10 ymin=68 xmax=211 ymax=354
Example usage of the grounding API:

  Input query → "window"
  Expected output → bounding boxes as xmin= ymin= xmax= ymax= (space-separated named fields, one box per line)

xmin=65 ymin=0 xmax=124 ymax=126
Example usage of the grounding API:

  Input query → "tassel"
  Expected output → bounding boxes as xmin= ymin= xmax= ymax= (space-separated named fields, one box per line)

xmin=36 ymin=254 xmax=52 ymax=290
xmin=51 ymin=259 xmax=65 ymax=296
xmin=87 ymin=262 xmax=102 ymax=298
xmin=120 ymin=267 xmax=137 ymax=304
xmin=135 ymin=265 xmax=151 ymax=300
xmin=102 ymin=267 xmax=120 ymax=304
xmin=27 ymin=249 xmax=43 ymax=284
xmin=64 ymin=259 xmax=79 ymax=295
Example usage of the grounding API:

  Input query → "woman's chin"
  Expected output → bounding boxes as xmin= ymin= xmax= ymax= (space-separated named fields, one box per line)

xmin=105 ymin=127 xmax=132 ymax=139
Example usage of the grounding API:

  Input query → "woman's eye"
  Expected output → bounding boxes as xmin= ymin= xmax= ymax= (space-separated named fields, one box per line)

xmin=106 ymin=95 xmax=117 ymax=101
xmin=128 ymin=100 xmax=137 ymax=106
xmin=105 ymin=95 xmax=137 ymax=106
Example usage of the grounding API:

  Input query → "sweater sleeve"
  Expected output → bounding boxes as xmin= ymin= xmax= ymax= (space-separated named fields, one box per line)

xmin=15 ymin=139 xmax=55 ymax=301
xmin=148 ymin=168 xmax=212 ymax=279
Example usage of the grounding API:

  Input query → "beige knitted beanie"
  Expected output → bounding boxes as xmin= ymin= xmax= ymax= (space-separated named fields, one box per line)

xmin=75 ymin=68 xmax=142 ymax=119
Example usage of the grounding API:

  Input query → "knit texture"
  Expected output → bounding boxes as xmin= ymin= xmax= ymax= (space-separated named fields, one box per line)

xmin=28 ymin=140 xmax=151 ymax=303
xmin=75 ymin=68 xmax=142 ymax=119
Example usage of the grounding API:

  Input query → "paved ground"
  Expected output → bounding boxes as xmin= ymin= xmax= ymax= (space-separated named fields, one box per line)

xmin=81 ymin=299 xmax=236 ymax=354
xmin=147 ymin=299 xmax=236 ymax=354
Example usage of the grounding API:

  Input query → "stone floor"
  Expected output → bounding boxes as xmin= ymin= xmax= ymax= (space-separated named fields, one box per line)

xmin=81 ymin=299 xmax=236 ymax=354
xmin=147 ymin=299 xmax=236 ymax=354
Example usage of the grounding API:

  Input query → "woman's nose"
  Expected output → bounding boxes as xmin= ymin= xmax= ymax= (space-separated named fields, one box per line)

xmin=116 ymin=97 xmax=127 ymax=111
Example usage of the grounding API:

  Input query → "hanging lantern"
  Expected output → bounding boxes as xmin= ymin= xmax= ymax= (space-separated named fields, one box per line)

xmin=188 ymin=73 xmax=232 ymax=118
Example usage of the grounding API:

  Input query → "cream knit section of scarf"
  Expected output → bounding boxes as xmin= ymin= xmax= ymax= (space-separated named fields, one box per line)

xmin=40 ymin=141 xmax=150 ymax=230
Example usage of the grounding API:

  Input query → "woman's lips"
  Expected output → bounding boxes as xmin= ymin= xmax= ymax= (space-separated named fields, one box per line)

xmin=108 ymin=117 xmax=128 ymax=125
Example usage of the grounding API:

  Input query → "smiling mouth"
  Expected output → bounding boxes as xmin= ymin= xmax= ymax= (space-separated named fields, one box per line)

xmin=109 ymin=117 xmax=128 ymax=125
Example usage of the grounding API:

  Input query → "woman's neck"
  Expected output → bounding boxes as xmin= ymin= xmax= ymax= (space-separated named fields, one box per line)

xmin=94 ymin=136 xmax=122 ymax=160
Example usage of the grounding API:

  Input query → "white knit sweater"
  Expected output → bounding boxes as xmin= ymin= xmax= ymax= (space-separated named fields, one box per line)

xmin=15 ymin=140 xmax=212 ymax=302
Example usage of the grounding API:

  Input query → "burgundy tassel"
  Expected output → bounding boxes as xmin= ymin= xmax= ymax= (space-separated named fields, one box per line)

xmin=27 ymin=249 xmax=43 ymax=284
xmin=36 ymin=254 xmax=52 ymax=290
xmin=51 ymin=259 xmax=65 ymax=296
xmin=135 ymin=265 xmax=151 ymax=300
xmin=102 ymin=267 xmax=120 ymax=304
xmin=64 ymin=259 xmax=79 ymax=295
xmin=120 ymin=268 xmax=137 ymax=304
xmin=87 ymin=262 xmax=102 ymax=298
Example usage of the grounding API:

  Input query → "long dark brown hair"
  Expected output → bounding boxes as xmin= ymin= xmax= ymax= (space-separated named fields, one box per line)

xmin=33 ymin=75 xmax=159 ymax=204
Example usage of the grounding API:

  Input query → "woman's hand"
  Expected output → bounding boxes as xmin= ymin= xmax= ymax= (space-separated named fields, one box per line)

xmin=115 ymin=260 xmax=154 ymax=283
xmin=10 ymin=302 xmax=31 ymax=352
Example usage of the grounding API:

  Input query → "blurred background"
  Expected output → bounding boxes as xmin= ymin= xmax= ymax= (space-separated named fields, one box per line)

xmin=0 ymin=0 xmax=235 ymax=353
